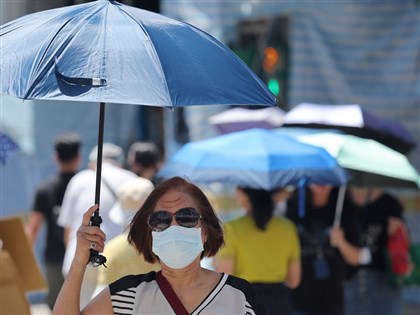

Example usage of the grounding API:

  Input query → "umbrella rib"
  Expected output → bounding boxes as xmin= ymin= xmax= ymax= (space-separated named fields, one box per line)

xmin=24 ymin=4 xmax=105 ymax=99
xmin=116 ymin=5 xmax=172 ymax=106
xmin=24 ymin=19 xmax=73 ymax=99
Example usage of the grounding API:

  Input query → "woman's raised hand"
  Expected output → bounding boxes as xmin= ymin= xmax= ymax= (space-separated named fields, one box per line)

xmin=74 ymin=205 xmax=107 ymax=266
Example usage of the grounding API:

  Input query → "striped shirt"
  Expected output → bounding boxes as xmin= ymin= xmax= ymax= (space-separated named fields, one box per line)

xmin=109 ymin=271 xmax=266 ymax=314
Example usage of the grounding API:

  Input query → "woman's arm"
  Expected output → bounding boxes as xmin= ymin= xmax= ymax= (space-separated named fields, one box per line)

xmin=284 ymin=260 xmax=301 ymax=289
xmin=26 ymin=211 xmax=44 ymax=245
xmin=52 ymin=205 xmax=111 ymax=315
xmin=82 ymin=287 xmax=114 ymax=315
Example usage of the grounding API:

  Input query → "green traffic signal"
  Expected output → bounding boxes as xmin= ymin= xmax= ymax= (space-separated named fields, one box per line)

xmin=268 ymin=78 xmax=280 ymax=96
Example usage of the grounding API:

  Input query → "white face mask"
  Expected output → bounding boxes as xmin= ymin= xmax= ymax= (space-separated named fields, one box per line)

xmin=152 ymin=225 xmax=204 ymax=269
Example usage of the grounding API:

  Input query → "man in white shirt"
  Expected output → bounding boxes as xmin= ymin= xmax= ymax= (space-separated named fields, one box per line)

xmin=58 ymin=142 xmax=136 ymax=308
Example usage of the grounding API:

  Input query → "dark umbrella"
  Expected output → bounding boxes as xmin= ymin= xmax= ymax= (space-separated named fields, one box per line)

xmin=282 ymin=103 xmax=416 ymax=154
xmin=0 ymin=0 xmax=276 ymax=265
xmin=209 ymin=107 xmax=285 ymax=134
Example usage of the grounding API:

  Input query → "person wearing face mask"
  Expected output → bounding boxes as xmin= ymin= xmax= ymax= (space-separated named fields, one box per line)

xmin=52 ymin=176 xmax=266 ymax=315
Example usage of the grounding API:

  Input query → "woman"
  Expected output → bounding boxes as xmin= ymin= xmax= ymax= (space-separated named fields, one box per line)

xmin=53 ymin=177 xmax=265 ymax=314
xmin=213 ymin=187 xmax=301 ymax=315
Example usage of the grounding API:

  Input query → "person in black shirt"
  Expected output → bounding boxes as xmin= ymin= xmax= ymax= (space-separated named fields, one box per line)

xmin=26 ymin=133 xmax=81 ymax=309
xmin=286 ymin=185 xmax=361 ymax=315
xmin=344 ymin=187 xmax=405 ymax=315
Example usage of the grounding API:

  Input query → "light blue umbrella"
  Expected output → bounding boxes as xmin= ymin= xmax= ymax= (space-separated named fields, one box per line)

xmin=297 ymin=132 xmax=420 ymax=189
xmin=0 ymin=0 xmax=276 ymax=265
xmin=158 ymin=128 xmax=348 ymax=190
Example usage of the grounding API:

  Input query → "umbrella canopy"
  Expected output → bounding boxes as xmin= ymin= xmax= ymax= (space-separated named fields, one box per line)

xmin=282 ymin=103 xmax=416 ymax=154
xmin=0 ymin=0 xmax=276 ymax=265
xmin=158 ymin=128 xmax=348 ymax=190
xmin=0 ymin=0 xmax=275 ymax=107
xmin=209 ymin=106 xmax=285 ymax=134
xmin=296 ymin=132 xmax=420 ymax=189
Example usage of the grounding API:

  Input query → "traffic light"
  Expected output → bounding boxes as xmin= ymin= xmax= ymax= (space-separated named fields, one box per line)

xmin=263 ymin=47 xmax=282 ymax=97
xmin=231 ymin=16 xmax=289 ymax=108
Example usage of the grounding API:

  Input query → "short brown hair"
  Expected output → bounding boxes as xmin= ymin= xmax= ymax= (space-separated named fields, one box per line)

xmin=127 ymin=176 xmax=224 ymax=263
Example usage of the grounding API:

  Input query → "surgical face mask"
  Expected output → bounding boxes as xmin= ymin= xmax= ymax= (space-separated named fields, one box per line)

xmin=152 ymin=225 xmax=204 ymax=269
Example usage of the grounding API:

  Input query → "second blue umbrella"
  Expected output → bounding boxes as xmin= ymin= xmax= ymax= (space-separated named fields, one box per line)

xmin=158 ymin=128 xmax=348 ymax=190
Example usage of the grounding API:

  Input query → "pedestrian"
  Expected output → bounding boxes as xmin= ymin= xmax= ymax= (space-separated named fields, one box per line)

xmin=52 ymin=176 xmax=266 ymax=314
xmin=26 ymin=132 xmax=81 ymax=310
xmin=213 ymin=186 xmax=301 ymax=315
xmin=58 ymin=142 xmax=136 ymax=308
xmin=286 ymin=185 xmax=362 ymax=315
xmin=344 ymin=187 xmax=407 ymax=315
xmin=126 ymin=141 xmax=162 ymax=184
xmin=93 ymin=177 xmax=160 ymax=296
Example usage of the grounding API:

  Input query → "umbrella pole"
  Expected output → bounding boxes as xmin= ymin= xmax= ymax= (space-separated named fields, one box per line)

xmin=298 ymin=178 xmax=307 ymax=219
xmin=89 ymin=102 xmax=107 ymax=267
xmin=94 ymin=102 xmax=105 ymax=207
xmin=334 ymin=184 xmax=347 ymax=226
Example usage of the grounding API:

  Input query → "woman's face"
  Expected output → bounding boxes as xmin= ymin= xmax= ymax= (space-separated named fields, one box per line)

xmin=152 ymin=190 xmax=206 ymax=240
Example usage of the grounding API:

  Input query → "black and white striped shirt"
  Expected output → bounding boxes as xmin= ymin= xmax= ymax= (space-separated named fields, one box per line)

xmin=109 ymin=271 xmax=265 ymax=314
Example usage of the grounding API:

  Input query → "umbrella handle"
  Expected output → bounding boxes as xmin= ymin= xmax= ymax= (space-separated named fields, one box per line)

xmin=88 ymin=102 xmax=107 ymax=267
xmin=88 ymin=212 xmax=107 ymax=267
xmin=334 ymin=185 xmax=347 ymax=226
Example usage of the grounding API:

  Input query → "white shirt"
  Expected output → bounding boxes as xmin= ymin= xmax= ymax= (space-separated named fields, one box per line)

xmin=58 ymin=163 xmax=136 ymax=275
xmin=110 ymin=272 xmax=265 ymax=314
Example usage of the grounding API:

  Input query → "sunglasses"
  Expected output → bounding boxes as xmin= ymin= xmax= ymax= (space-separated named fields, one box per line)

xmin=148 ymin=207 xmax=201 ymax=232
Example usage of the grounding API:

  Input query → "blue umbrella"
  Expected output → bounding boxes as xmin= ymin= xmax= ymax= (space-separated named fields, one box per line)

xmin=0 ymin=0 xmax=276 ymax=265
xmin=158 ymin=128 xmax=348 ymax=190
xmin=0 ymin=132 xmax=20 ymax=166
xmin=0 ymin=0 xmax=274 ymax=107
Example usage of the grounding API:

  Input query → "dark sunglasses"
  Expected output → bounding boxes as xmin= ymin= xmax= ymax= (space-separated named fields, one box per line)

xmin=148 ymin=207 xmax=201 ymax=232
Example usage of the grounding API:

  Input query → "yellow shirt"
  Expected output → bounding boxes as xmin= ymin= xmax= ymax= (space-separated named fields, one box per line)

xmin=218 ymin=215 xmax=300 ymax=283
xmin=97 ymin=233 xmax=160 ymax=286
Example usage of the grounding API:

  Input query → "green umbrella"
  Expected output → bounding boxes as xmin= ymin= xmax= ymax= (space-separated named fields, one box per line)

xmin=297 ymin=132 xmax=420 ymax=189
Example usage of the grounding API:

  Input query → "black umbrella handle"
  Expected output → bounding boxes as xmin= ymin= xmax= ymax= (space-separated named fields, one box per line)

xmin=88 ymin=102 xmax=107 ymax=267
xmin=88 ymin=211 xmax=107 ymax=267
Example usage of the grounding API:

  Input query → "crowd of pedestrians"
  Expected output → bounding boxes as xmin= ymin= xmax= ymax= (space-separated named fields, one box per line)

xmin=26 ymin=133 xmax=410 ymax=315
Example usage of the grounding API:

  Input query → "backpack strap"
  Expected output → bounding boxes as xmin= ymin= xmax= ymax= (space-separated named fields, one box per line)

xmin=155 ymin=271 xmax=189 ymax=315
xmin=100 ymin=176 xmax=117 ymax=200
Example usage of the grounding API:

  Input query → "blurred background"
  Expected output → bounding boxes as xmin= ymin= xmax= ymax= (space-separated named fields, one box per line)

xmin=1 ymin=0 xmax=419 ymax=314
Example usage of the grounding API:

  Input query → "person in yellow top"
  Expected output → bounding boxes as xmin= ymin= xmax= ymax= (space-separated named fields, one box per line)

xmin=93 ymin=177 xmax=160 ymax=296
xmin=213 ymin=187 xmax=301 ymax=315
